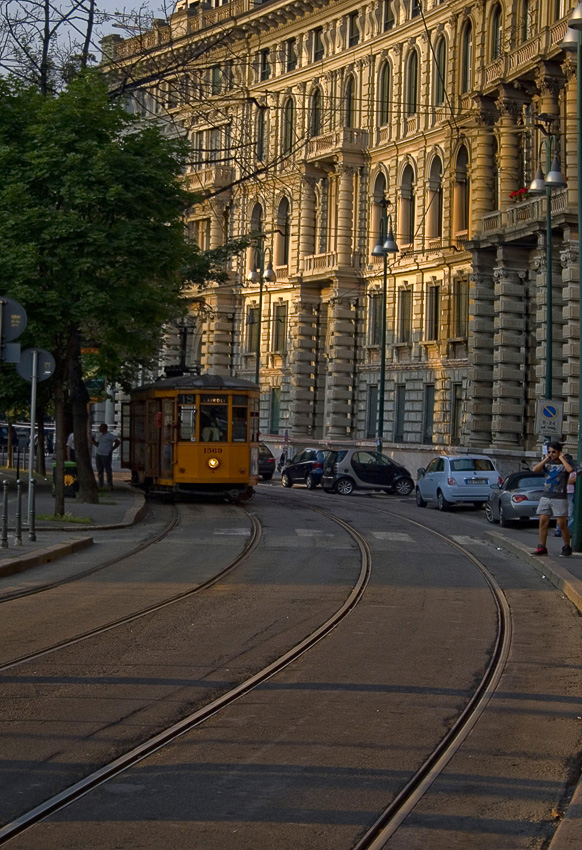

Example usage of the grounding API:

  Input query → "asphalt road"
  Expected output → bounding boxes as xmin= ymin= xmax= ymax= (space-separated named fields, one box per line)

xmin=1 ymin=484 xmax=581 ymax=850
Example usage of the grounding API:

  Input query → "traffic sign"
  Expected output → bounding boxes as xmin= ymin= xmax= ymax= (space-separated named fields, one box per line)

xmin=0 ymin=297 xmax=27 ymax=342
xmin=16 ymin=348 xmax=55 ymax=383
xmin=535 ymin=398 xmax=563 ymax=437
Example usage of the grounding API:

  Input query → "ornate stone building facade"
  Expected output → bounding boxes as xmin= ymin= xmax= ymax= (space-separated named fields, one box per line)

xmin=104 ymin=0 xmax=580 ymax=468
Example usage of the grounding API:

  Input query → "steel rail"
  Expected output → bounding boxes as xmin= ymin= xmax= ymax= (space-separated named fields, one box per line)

xmin=345 ymin=503 xmax=512 ymax=849
xmin=0 ymin=506 xmax=371 ymax=846
xmin=0 ymin=503 xmax=182 ymax=604
xmin=0 ymin=508 xmax=262 ymax=673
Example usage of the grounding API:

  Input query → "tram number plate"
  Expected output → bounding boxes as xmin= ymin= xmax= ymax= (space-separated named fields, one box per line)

xmin=204 ymin=447 xmax=223 ymax=454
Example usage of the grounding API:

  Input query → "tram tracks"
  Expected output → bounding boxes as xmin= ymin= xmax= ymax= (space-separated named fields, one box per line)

xmin=0 ymin=498 xmax=512 ymax=848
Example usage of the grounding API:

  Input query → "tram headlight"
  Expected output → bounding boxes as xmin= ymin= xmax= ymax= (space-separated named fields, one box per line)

xmin=208 ymin=457 xmax=220 ymax=469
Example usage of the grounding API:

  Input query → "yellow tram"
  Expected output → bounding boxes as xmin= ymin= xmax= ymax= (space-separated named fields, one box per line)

xmin=121 ymin=373 xmax=260 ymax=500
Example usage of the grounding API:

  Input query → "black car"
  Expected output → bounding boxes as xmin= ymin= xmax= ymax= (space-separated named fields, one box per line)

xmin=258 ymin=443 xmax=276 ymax=481
xmin=281 ymin=448 xmax=330 ymax=489
xmin=322 ymin=449 xmax=414 ymax=496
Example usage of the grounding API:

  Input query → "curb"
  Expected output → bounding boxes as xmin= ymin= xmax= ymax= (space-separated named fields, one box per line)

xmin=485 ymin=531 xmax=582 ymax=848
xmin=0 ymin=535 xmax=93 ymax=579
xmin=34 ymin=492 xmax=147 ymax=532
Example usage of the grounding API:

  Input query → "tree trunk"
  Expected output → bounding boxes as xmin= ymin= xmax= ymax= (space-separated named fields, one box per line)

xmin=53 ymin=375 xmax=66 ymax=517
xmin=70 ymin=329 xmax=98 ymax=503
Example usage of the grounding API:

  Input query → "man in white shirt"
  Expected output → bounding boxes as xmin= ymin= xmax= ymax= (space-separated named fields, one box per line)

xmin=92 ymin=423 xmax=120 ymax=490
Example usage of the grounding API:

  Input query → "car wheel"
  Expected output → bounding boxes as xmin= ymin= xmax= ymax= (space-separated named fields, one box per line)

xmin=336 ymin=477 xmax=354 ymax=496
xmin=499 ymin=504 xmax=512 ymax=528
xmin=281 ymin=472 xmax=292 ymax=488
xmin=305 ymin=472 xmax=317 ymax=490
xmin=416 ymin=487 xmax=427 ymax=508
xmin=394 ymin=477 xmax=414 ymax=497
xmin=484 ymin=502 xmax=497 ymax=524
xmin=437 ymin=490 xmax=451 ymax=511
xmin=262 ymin=473 xmax=273 ymax=481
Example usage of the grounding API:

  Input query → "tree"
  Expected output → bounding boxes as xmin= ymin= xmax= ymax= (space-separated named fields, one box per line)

xmin=0 ymin=71 xmax=214 ymax=512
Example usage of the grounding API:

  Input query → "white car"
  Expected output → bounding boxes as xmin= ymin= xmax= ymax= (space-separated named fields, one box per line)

xmin=416 ymin=455 xmax=502 ymax=511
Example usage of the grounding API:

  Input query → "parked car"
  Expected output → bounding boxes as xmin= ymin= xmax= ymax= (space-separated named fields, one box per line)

xmin=485 ymin=471 xmax=546 ymax=526
xmin=258 ymin=443 xmax=276 ymax=481
xmin=322 ymin=449 xmax=414 ymax=496
xmin=416 ymin=455 xmax=502 ymax=510
xmin=281 ymin=448 xmax=330 ymax=489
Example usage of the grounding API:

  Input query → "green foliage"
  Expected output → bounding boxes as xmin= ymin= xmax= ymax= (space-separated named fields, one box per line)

xmin=0 ymin=71 xmax=212 ymax=383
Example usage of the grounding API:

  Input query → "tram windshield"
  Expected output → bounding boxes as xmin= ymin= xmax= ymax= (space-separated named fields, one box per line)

xmin=200 ymin=403 xmax=228 ymax=442
xmin=232 ymin=395 xmax=248 ymax=442
xmin=179 ymin=405 xmax=197 ymax=441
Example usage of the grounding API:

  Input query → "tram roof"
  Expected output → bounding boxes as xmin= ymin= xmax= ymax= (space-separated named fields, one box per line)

xmin=132 ymin=372 xmax=259 ymax=394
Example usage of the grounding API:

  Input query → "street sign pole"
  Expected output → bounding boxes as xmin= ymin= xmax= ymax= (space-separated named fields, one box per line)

xmin=27 ymin=349 xmax=38 ymax=535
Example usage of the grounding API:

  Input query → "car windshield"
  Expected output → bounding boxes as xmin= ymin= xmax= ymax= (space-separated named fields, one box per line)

xmin=259 ymin=445 xmax=272 ymax=457
xmin=353 ymin=452 xmax=394 ymax=466
xmin=450 ymin=458 xmax=495 ymax=472
xmin=512 ymin=475 xmax=545 ymax=489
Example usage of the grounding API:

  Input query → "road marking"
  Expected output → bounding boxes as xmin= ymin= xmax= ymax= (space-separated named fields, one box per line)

xmin=451 ymin=535 xmax=487 ymax=546
xmin=372 ymin=532 xmax=413 ymax=541
xmin=295 ymin=528 xmax=335 ymax=537
xmin=213 ymin=528 xmax=251 ymax=536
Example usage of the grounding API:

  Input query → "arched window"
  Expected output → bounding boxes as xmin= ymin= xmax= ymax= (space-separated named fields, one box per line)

xmin=379 ymin=63 xmax=391 ymax=126
xmin=344 ymin=76 xmax=355 ymax=128
xmin=383 ymin=0 xmax=395 ymax=30
xmin=400 ymin=164 xmax=415 ymax=245
xmin=460 ymin=22 xmax=472 ymax=93
xmin=310 ymin=88 xmax=322 ymax=137
xmin=434 ymin=38 xmax=446 ymax=107
xmin=490 ymin=4 xmax=502 ymax=60
xmin=256 ymin=108 xmax=266 ymax=162
xmin=453 ymin=146 xmax=470 ymax=234
xmin=519 ymin=0 xmax=529 ymax=42
xmin=371 ymin=172 xmax=387 ymax=250
xmin=276 ymin=198 xmax=290 ymax=266
xmin=427 ymin=157 xmax=443 ymax=238
xmin=554 ymin=0 xmax=566 ymax=20
xmin=282 ymin=98 xmax=294 ymax=156
xmin=248 ymin=202 xmax=263 ymax=275
xmin=406 ymin=50 xmax=418 ymax=116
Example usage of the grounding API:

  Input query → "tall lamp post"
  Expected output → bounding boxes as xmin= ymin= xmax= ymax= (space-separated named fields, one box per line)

xmin=371 ymin=199 xmax=399 ymax=453
xmin=247 ymin=238 xmax=276 ymax=386
xmin=528 ymin=121 xmax=567 ymax=402
xmin=563 ymin=3 xmax=582 ymax=550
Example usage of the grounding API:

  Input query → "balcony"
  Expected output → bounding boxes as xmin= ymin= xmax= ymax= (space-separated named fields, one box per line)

xmin=480 ymin=189 xmax=569 ymax=236
xmin=483 ymin=20 xmax=569 ymax=89
xmin=305 ymin=128 xmax=368 ymax=164
xmin=187 ymin=165 xmax=235 ymax=191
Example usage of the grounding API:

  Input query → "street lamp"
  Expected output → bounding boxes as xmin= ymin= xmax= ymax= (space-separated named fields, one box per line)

xmin=371 ymin=199 xmax=399 ymax=453
xmin=528 ymin=121 xmax=567 ymax=403
xmin=247 ymin=237 xmax=276 ymax=386
xmin=563 ymin=2 xmax=582 ymax=549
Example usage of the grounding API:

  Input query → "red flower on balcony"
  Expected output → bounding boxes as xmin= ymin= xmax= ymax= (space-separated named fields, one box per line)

xmin=509 ymin=187 xmax=530 ymax=201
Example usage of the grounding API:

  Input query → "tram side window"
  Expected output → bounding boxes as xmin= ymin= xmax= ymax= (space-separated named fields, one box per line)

xmin=179 ymin=405 xmax=197 ymax=441
xmin=200 ymin=404 xmax=228 ymax=441
xmin=232 ymin=395 xmax=248 ymax=442
xmin=250 ymin=396 xmax=260 ymax=442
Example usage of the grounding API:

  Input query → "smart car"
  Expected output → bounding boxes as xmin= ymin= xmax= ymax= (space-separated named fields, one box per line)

xmin=416 ymin=455 xmax=502 ymax=510
xmin=322 ymin=449 xmax=414 ymax=496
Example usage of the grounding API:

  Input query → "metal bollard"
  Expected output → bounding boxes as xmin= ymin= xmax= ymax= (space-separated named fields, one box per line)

xmin=28 ymin=478 xmax=36 ymax=542
xmin=1 ymin=480 xmax=8 ymax=549
xmin=14 ymin=479 xmax=22 ymax=546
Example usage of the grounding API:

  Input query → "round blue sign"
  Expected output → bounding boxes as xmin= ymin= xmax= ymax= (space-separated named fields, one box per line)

xmin=542 ymin=404 xmax=557 ymax=418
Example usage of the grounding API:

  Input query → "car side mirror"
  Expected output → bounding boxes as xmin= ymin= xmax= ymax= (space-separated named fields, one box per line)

xmin=417 ymin=467 xmax=426 ymax=477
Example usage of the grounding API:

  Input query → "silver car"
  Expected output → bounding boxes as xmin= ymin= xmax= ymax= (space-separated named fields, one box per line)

xmin=485 ymin=471 xmax=546 ymax=527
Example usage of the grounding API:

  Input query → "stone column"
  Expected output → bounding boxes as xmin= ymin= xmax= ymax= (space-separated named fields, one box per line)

xmin=336 ymin=164 xmax=354 ymax=266
xmin=299 ymin=175 xmax=317 ymax=268
xmin=494 ymin=93 xmax=520 ymax=213
xmin=562 ymin=57 xmax=578 ymax=210
xmin=490 ymin=248 xmax=529 ymax=448
xmin=465 ymin=249 xmax=496 ymax=448
xmin=325 ymin=297 xmax=357 ymax=438
xmin=209 ymin=199 xmax=226 ymax=249
xmin=205 ymin=290 xmax=236 ymax=375
xmin=470 ymin=111 xmax=495 ymax=233
xmin=287 ymin=295 xmax=318 ymax=438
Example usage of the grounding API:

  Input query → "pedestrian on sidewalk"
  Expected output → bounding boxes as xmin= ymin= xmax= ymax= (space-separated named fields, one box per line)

xmin=92 ymin=423 xmax=120 ymax=490
xmin=531 ymin=441 xmax=573 ymax=557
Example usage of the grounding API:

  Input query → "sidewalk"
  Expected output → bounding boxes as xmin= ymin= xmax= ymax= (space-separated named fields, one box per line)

xmin=483 ymin=525 xmax=582 ymax=849
xmin=0 ymin=467 xmax=145 ymax=579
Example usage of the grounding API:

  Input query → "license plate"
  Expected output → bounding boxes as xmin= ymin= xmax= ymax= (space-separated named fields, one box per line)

xmin=467 ymin=478 xmax=486 ymax=484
